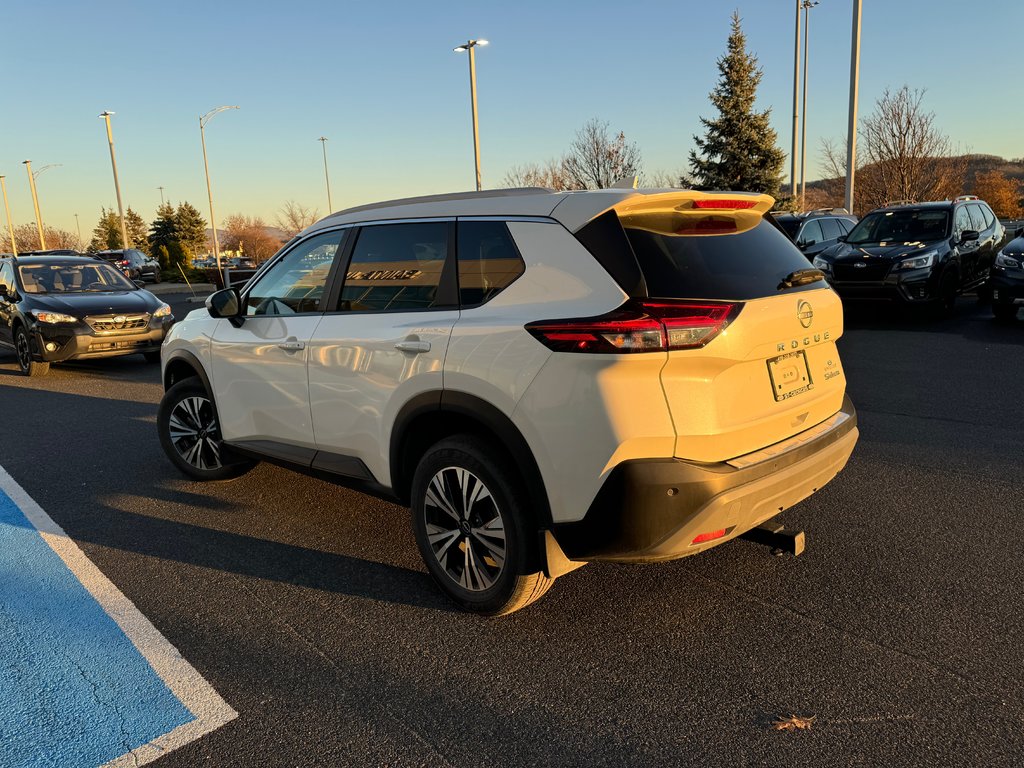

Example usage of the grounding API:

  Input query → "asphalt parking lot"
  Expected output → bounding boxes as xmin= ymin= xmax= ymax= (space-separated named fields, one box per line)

xmin=2 ymin=293 xmax=1023 ymax=767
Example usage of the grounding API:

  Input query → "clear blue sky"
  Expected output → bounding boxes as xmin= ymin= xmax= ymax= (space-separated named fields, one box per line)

xmin=2 ymin=0 xmax=1022 ymax=237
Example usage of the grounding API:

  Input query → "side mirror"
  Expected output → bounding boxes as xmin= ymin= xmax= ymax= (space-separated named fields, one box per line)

xmin=960 ymin=229 xmax=980 ymax=244
xmin=836 ymin=235 xmax=847 ymax=243
xmin=803 ymin=239 xmax=816 ymax=248
xmin=206 ymin=287 xmax=242 ymax=319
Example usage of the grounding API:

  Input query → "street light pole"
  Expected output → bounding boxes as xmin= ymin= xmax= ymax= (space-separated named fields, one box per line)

xmin=791 ymin=0 xmax=802 ymax=201
xmin=0 ymin=176 xmax=16 ymax=255
xmin=158 ymin=186 xmax=165 ymax=206
xmin=22 ymin=161 xmax=45 ymax=250
xmin=799 ymin=1 xmax=819 ymax=209
xmin=318 ymin=137 xmax=333 ymax=212
xmin=99 ymin=111 xmax=130 ymax=249
xmin=200 ymin=105 xmax=239 ymax=275
xmin=454 ymin=39 xmax=488 ymax=192
xmin=74 ymin=213 xmax=82 ymax=250
xmin=845 ymin=0 xmax=863 ymax=214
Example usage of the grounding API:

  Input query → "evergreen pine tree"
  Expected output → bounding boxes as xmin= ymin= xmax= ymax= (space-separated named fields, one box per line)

xmin=174 ymin=202 xmax=208 ymax=259
xmin=89 ymin=208 xmax=122 ymax=251
xmin=149 ymin=202 xmax=178 ymax=254
xmin=688 ymin=12 xmax=786 ymax=194
xmin=125 ymin=207 xmax=149 ymax=252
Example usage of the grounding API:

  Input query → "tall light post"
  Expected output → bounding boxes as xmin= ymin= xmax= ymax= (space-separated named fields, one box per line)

xmin=1 ymin=176 xmax=16 ymax=255
xmin=791 ymin=0 xmax=802 ymax=201
xmin=158 ymin=186 xmax=165 ymax=206
xmin=845 ymin=0 xmax=863 ymax=214
xmin=453 ymin=38 xmax=488 ymax=192
xmin=317 ymin=137 xmax=333 ymax=213
xmin=200 ymin=105 xmax=239 ymax=274
xmin=22 ymin=161 xmax=45 ymax=249
xmin=74 ymin=213 xmax=82 ymax=250
xmin=99 ymin=111 xmax=130 ymax=249
xmin=799 ymin=0 xmax=819 ymax=208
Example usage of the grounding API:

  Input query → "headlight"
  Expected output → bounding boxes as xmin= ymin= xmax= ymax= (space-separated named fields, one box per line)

xmin=33 ymin=311 xmax=78 ymax=324
xmin=896 ymin=250 xmax=937 ymax=270
xmin=995 ymin=251 xmax=1022 ymax=269
xmin=152 ymin=303 xmax=172 ymax=318
xmin=812 ymin=256 xmax=831 ymax=271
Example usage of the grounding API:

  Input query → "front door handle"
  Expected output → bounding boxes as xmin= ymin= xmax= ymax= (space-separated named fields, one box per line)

xmin=278 ymin=339 xmax=305 ymax=352
xmin=394 ymin=340 xmax=431 ymax=354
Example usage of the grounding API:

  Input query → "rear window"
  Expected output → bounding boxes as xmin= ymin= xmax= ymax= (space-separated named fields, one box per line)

xmin=624 ymin=217 xmax=822 ymax=301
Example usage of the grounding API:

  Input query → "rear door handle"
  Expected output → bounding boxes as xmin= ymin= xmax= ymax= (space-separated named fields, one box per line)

xmin=394 ymin=340 xmax=431 ymax=354
xmin=278 ymin=339 xmax=305 ymax=352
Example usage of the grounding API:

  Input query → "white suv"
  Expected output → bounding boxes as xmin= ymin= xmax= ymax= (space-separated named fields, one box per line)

xmin=158 ymin=188 xmax=858 ymax=615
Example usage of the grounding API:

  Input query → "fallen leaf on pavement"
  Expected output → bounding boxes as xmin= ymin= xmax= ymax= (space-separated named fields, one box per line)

xmin=772 ymin=714 xmax=816 ymax=731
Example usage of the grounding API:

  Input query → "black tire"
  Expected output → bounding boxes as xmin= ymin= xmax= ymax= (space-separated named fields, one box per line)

xmin=153 ymin=270 xmax=162 ymax=284
xmin=993 ymin=302 xmax=1019 ymax=322
xmin=14 ymin=325 xmax=49 ymax=377
xmin=157 ymin=378 xmax=256 ymax=481
xmin=410 ymin=434 xmax=554 ymax=616
xmin=143 ymin=350 xmax=161 ymax=364
xmin=930 ymin=271 xmax=958 ymax=319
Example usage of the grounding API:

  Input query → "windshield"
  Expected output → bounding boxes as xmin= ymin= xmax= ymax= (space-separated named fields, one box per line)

xmin=845 ymin=209 xmax=949 ymax=246
xmin=18 ymin=262 xmax=137 ymax=294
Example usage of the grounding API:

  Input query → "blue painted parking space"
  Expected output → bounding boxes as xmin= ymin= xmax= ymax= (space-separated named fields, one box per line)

xmin=0 ymin=471 xmax=235 ymax=768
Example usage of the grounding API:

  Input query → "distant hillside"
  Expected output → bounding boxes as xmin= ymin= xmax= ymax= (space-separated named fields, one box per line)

xmin=809 ymin=154 xmax=1024 ymax=193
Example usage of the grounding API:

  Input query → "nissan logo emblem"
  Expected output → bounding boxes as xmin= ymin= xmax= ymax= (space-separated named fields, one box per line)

xmin=797 ymin=300 xmax=813 ymax=329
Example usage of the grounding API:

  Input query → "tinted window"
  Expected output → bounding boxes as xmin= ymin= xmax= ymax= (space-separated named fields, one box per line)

xmin=18 ymin=261 xmax=136 ymax=293
xmin=820 ymin=218 xmax=843 ymax=240
xmin=953 ymin=207 xmax=971 ymax=239
xmin=800 ymin=219 xmax=824 ymax=245
xmin=980 ymin=204 xmax=996 ymax=229
xmin=837 ymin=219 xmax=852 ymax=234
xmin=0 ymin=262 xmax=13 ymax=293
xmin=338 ymin=222 xmax=448 ymax=312
xmin=775 ymin=217 xmax=800 ymax=238
xmin=847 ymin=209 xmax=950 ymax=245
xmin=624 ymin=217 xmax=822 ymax=301
xmin=967 ymin=204 xmax=987 ymax=232
xmin=245 ymin=231 xmax=341 ymax=315
xmin=457 ymin=221 xmax=525 ymax=307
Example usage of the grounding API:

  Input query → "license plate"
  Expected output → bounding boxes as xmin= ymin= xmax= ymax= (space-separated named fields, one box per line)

xmin=767 ymin=351 xmax=814 ymax=402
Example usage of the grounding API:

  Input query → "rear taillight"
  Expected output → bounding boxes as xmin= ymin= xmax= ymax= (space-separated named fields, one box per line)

xmin=525 ymin=299 xmax=741 ymax=354
xmin=119 ymin=259 xmax=130 ymax=266
xmin=692 ymin=199 xmax=758 ymax=210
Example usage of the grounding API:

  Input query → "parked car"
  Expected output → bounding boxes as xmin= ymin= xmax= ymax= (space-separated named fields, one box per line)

xmin=157 ymin=188 xmax=858 ymax=615
xmin=773 ymin=208 xmax=858 ymax=260
xmin=0 ymin=254 xmax=173 ymax=376
xmin=989 ymin=225 xmax=1024 ymax=321
xmin=811 ymin=197 xmax=1006 ymax=315
xmin=95 ymin=248 xmax=162 ymax=283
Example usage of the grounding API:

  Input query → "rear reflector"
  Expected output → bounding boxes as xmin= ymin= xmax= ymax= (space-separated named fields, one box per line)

xmin=692 ymin=199 xmax=758 ymax=210
xmin=525 ymin=299 xmax=741 ymax=354
xmin=691 ymin=529 xmax=728 ymax=545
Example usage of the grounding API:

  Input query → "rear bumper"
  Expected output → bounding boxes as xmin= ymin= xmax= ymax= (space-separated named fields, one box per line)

xmin=31 ymin=320 xmax=171 ymax=362
xmin=551 ymin=396 xmax=858 ymax=563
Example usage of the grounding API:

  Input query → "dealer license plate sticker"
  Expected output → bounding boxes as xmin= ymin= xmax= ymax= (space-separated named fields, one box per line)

xmin=767 ymin=351 xmax=814 ymax=402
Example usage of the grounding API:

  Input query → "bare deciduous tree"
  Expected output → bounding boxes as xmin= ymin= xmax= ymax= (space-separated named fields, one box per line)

xmin=564 ymin=119 xmax=642 ymax=190
xmin=823 ymin=87 xmax=967 ymax=213
xmin=13 ymin=223 xmax=79 ymax=253
xmin=502 ymin=159 xmax=578 ymax=191
xmin=643 ymin=169 xmax=692 ymax=189
xmin=276 ymin=200 xmax=320 ymax=238
xmin=222 ymin=214 xmax=284 ymax=264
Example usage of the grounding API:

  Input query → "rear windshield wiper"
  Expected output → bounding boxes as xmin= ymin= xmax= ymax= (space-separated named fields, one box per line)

xmin=778 ymin=268 xmax=825 ymax=291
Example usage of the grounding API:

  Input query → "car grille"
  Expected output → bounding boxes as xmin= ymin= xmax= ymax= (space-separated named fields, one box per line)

xmin=86 ymin=313 xmax=151 ymax=334
xmin=833 ymin=262 xmax=891 ymax=282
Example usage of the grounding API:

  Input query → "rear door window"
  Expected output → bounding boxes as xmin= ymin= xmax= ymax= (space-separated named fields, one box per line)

xmin=820 ymin=218 xmax=843 ymax=240
xmin=800 ymin=220 xmax=824 ymax=245
xmin=967 ymin=204 xmax=988 ymax=232
xmin=456 ymin=221 xmax=525 ymax=307
xmin=337 ymin=222 xmax=451 ymax=312
xmin=624 ymin=217 xmax=822 ymax=301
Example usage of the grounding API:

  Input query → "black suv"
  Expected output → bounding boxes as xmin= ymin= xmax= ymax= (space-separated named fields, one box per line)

xmin=773 ymin=208 xmax=858 ymax=260
xmin=0 ymin=255 xmax=173 ymax=376
xmin=989 ymin=225 xmax=1024 ymax=321
xmin=96 ymin=248 xmax=162 ymax=283
xmin=812 ymin=197 xmax=1006 ymax=314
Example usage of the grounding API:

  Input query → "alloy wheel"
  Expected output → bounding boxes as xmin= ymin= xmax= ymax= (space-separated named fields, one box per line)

xmin=167 ymin=396 xmax=223 ymax=471
xmin=15 ymin=330 xmax=31 ymax=372
xmin=423 ymin=467 xmax=506 ymax=592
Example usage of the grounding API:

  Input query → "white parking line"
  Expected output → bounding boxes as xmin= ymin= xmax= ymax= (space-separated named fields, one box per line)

xmin=0 ymin=464 xmax=237 ymax=766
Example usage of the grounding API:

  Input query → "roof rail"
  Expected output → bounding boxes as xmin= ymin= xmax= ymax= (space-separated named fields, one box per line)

xmin=807 ymin=207 xmax=850 ymax=216
xmin=881 ymin=199 xmax=916 ymax=207
xmin=953 ymin=195 xmax=980 ymax=202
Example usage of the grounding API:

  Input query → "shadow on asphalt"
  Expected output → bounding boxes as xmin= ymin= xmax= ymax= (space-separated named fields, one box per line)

xmin=842 ymin=297 xmax=1024 ymax=344
xmin=0 ymin=378 xmax=455 ymax=614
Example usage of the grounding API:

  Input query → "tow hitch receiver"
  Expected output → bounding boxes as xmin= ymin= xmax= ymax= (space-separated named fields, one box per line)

xmin=739 ymin=523 xmax=805 ymax=557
